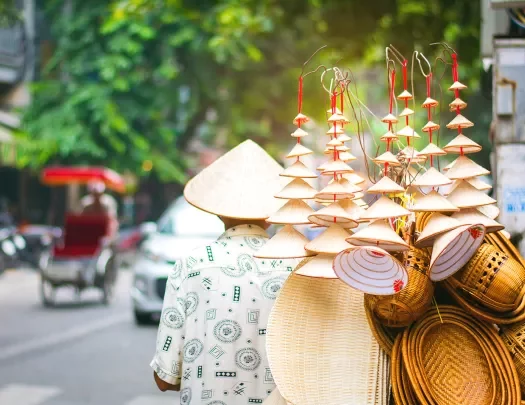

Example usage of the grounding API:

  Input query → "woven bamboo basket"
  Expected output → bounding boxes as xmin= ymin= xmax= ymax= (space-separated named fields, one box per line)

xmin=364 ymin=296 xmax=399 ymax=355
xmin=266 ymin=273 xmax=390 ymax=405
xmin=400 ymin=305 xmax=521 ymax=405
xmin=391 ymin=334 xmax=418 ymax=405
xmin=500 ymin=321 xmax=525 ymax=393
xmin=453 ymin=242 xmax=525 ymax=313
xmin=366 ymin=248 xmax=434 ymax=327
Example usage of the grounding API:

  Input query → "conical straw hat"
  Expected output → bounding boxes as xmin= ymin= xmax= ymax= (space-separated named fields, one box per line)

xmin=266 ymin=199 xmax=315 ymax=224
xmin=443 ymin=134 xmax=482 ymax=154
xmin=443 ymin=157 xmax=458 ymax=172
xmin=422 ymin=121 xmax=440 ymax=132
xmin=451 ymin=208 xmax=504 ymax=234
xmin=381 ymin=113 xmax=398 ymax=123
xmin=339 ymin=199 xmax=367 ymax=222
xmin=429 ymin=224 xmax=486 ymax=281
xmin=293 ymin=113 xmax=309 ymax=126
xmin=477 ymin=204 xmax=500 ymax=220
xmin=446 ymin=114 xmax=474 ymax=129
xmin=338 ymin=177 xmax=363 ymax=193
xmin=466 ymin=176 xmax=492 ymax=191
xmin=404 ymin=165 xmax=421 ymax=184
xmin=415 ymin=212 xmax=462 ymax=248
xmin=343 ymin=172 xmax=366 ymax=185
xmin=184 ymin=139 xmax=287 ymax=219
xmin=354 ymin=198 xmax=368 ymax=208
xmin=294 ymin=254 xmax=337 ymax=278
xmin=305 ymin=224 xmax=353 ymax=254
xmin=399 ymin=107 xmax=414 ymax=117
xmin=413 ymin=167 xmax=453 ymax=187
xmin=380 ymin=131 xmax=398 ymax=142
xmin=397 ymin=90 xmax=413 ymax=100
xmin=291 ymin=128 xmax=309 ymax=138
xmin=327 ymin=113 xmax=349 ymax=124
xmin=339 ymin=151 xmax=357 ymax=162
xmin=409 ymin=190 xmax=459 ymax=212
xmin=337 ymin=133 xmax=351 ymax=142
xmin=254 ymin=225 xmax=314 ymax=259
xmin=320 ymin=159 xmax=354 ymax=175
xmin=347 ymin=219 xmax=410 ymax=251
xmin=286 ymin=143 xmax=313 ymax=158
xmin=262 ymin=388 xmax=288 ymax=405
xmin=400 ymin=146 xmax=426 ymax=163
xmin=397 ymin=125 xmax=420 ymax=138
xmin=360 ymin=196 xmax=411 ymax=220
xmin=445 ymin=155 xmax=489 ymax=179
xmin=327 ymin=138 xmax=343 ymax=147
xmin=326 ymin=125 xmax=344 ymax=135
xmin=334 ymin=246 xmax=408 ymax=295
xmin=281 ymin=160 xmax=317 ymax=179
xmin=449 ymin=98 xmax=467 ymax=111
xmin=449 ymin=81 xmax=467 ymax=91
xmin=447 ymin=180 xmax=497 ymax=208
xmin=275 ymin=178 xmax=317 ymax=199
xmin=422 ymin=97 xmax=439 ymax=108
xmin=367 ymin=176 xmax=405 ymax=194
xmin=352 ymin=191 xmax=365 ymax=200
xmin=327 ymin=107 xmax=342 ymax=114
xmin=308 ymin=202 xmax=359 ymax=229
xmin=373 ymin=151 xmax=401 ymax=166
xmin=323 ymin=145 xmax=349 ymax=154
xmin=315 ymin=181 xmax=354 ymax=200
xmin=418 ymin=143 xmax=446 ymax=156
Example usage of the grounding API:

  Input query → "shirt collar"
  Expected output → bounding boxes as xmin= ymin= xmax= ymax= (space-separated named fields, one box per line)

xmin=218 ymin=224 xmax=269 ymax=240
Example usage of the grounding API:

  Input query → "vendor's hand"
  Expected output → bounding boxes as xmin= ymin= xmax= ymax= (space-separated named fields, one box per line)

xmin=153 ymin=371 xmax=180 ymax=392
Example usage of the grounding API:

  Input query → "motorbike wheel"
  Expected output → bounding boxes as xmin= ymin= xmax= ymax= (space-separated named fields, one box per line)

xmin=40 ymin=274 xmax=56 ymax=307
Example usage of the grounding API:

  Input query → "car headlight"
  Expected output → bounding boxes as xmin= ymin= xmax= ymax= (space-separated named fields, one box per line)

xmin=134 ymin=275 xmax=149 ymax=295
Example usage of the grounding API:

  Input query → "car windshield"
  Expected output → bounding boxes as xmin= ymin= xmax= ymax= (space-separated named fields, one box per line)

xmin=157 ymin=197 xmax=224 ymax=237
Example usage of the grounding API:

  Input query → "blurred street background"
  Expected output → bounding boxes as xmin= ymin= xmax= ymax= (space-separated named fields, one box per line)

xmin=0 ymin=0 xmax=525 ymax=404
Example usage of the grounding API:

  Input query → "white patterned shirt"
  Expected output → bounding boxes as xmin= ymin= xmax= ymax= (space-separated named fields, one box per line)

xmin=150 ymin=224 xmax=299 ymax=405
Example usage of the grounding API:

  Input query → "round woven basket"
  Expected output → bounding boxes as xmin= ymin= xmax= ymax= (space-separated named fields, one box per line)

xmin=400 ymin=305 xmax=521 ymax=405
xmin=391 ymin=334 xmax=418 ymax=405
xmin=454 ymin=243 xmax=525 ymax=313
xmin=364 ymin=295 xmax=399 ymax=355
xmin=366 ymin=248 xmax=434 ymax=327
xmin=500 ymin=321 xmax=525 ymax=393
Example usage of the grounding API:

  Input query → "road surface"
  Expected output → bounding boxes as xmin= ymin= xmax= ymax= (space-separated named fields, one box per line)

xmin=0 ymin=269 xmax=180 ymax=405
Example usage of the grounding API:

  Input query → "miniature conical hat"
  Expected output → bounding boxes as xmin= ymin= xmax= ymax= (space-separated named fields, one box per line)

xmin=337 ymin=133 xmax=351 ymax=142
xmin=399 ymin=107 xmax=414 ymax=117
xmin=327 ymin=125 xmax=344 ymax=135
xmin=443 ymin=134 xmax=482 ymax=154
xmin=397 ymin=90 xmax=413 ymax=100
xmin=381 ymin=113 xmax=398 ymax=123
xmin=451 ymin=208 xmax=504 ymax=234
xmin=326 ymin=107 xmax=342 ymax=115
xmin=339 ymin=199 xmax=366 ymax=222
xmin=410 ymin=190 xmax=459 ymax=212
xmin=305 ymin=224 xmax=353 ymax=254
xmin=360 ymin=196 xmax=411 ymax=220
xmin=429 ymin=224 xmax=486 ymax=281
xmin=443 ymin=157 xmax=458 ymax=172
xmin=281 ymin=160 xmax=317 ymax=179
xmin=323 ymin=145 xmax=349 ymax=154
xmin=339 ymin=151 xmax=357 ymax=162
xmin=254 ymin=225 xmax=314 ymax=259
xmin=447 ymin=180 xmax=497 ymax=208
xmin=422 ymin=121 xmax=440 ymax=132
xmin=400 ymin=146 xmax=426 ymax=163
xmin=327 ymin=138 xmax=343 ymax=147
xmin=477 ymin=204 xmax=500 ymax=220
xmin=404 ymin=166 xmax=421 ymax=184
xmin=367 ymin=176 xmax=405 ymax=194
xmin=266 ymin=199 xmax=315 ymax=224
xmin=334 ymin=246 xmax=408 ymax=295
xmin=445 ymin=156 xmax=490 ymax=179
xmin=184 ymin=139 xmax=287 ymax=219
xmin=466 ymin=176 xmax=492 ymax=191
xmin=308 ymin=202 xmax=359 ymax=229
xmin=413 ymin=167 xmax=453 ymax=187
xmin=449 ymin=81 xmax=467 ymax=91
xmin=422 ymin=97 xmax=438 ymax=108
xmin=315 ymin=181 xmax=354 ymax=200
xmin=397 ymin=125 xmax=420 ymax=138
xmin=449 ymin=98 xmax=467 ymax=111
xmin=275 ymin=178 xmax=317 ymax=199
xmin=293 ymin=113 xmax=309 ymax=126
xmin=380 ymin=131 xmax=398 ymax=142
xmin=352 ymin=192 xmax=365 ymax=200
xmin=347 ymin=219 xmax=410 ymax=252
xmin=373 ymin=151 xmax=401 ymax=166
xmin=291 ymin=128 xmax=309 ymax=138
xmin=294 ymin=254 xmax=337 ymax=278
xmin=354 ymin=198 xmax=368 ymax=207
xmin=262 ymin=388 xmax=288 ymax=405
xmin=446 ymin=114 xmax=474 ymax=129
xmin=338 ymin=177 xmax=363 ymax=193
xmin=320 ymin=160 xmax=354 ymax=175
xmin=418 ymin=143 xmax=446 ymax=156
xmin=415 ymin=213 xmax=462 ymax=248
xmin=327 ymin=113 xmax=349 ymax=124
xmin=286 ymin=143 xmax=313 ymax=158
xmin=343 ymin=172 xmax=365 ymax=185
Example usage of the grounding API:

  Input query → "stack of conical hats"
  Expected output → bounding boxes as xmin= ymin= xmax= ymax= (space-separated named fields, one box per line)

xmin=296 ymin=97 xmax=357 ymax=278
xmin=254 ymin=111 xmax=317 ymax=260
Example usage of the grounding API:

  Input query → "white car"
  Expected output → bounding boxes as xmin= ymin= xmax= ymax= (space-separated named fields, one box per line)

xmin=131 ymin=197 xmax=224 ymax=324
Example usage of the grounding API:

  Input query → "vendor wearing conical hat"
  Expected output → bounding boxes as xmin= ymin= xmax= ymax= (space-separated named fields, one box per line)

xmin=151 ymin=140 xmax=300 ymax=404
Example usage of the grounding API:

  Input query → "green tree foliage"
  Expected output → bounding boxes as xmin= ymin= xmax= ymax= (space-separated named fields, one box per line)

xmin=21 ymin=0 xmax=486 ymax=182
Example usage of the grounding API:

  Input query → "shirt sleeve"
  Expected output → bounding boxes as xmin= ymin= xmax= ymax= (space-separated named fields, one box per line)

xmin=150 ymin=258 xmax=187 ymax=385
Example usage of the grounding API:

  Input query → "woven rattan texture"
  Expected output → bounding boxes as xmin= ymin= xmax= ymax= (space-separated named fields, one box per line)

xmin=267 ymin=274 xmax=389 ymax=405
xmin=501 ymin=322 xmax=525 ymax=393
